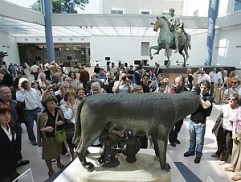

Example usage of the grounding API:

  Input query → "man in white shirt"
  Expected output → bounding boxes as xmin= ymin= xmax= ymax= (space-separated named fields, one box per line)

xmin=109 ymin=62 xmax=118 ymax=78
xmin=16 ymin=78 xmax=42 ymax=146
xmin=214 ymin=68 xmax=224 ymax=104
xmin=30 ymin=62 xmax=40 ymax=80
xmin=209 ymin=67 xmax=217 ymax=96
xmin=193 ymin=67 xmax=210 ymax=85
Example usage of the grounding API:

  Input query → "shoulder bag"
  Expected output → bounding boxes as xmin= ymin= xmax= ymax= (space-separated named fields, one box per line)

xmin=55 ymin=112 xmax=67 ymax=143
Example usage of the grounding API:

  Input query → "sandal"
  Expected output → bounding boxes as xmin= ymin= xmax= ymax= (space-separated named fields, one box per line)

xmin=224 ymin=166 xmax=234 ymax=172
xmin=231 ymin=175 xmax=241 ymax=181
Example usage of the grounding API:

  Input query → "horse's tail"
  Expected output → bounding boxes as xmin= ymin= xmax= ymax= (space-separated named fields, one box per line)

xmin=72 ymin=98 xmax=86 ymax=146
xmin=184 ymin=32 xmax=191 ymax=50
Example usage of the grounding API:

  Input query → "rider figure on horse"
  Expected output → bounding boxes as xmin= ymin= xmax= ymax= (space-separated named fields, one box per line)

xmin=168 ymin=8 xmax=191 ymax=52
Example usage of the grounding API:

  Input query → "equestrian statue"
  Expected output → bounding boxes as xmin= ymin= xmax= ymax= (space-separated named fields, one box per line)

xmin=73 ymin=92 xmax=199 ymax=172
xmin=149 ymin=8 xmax=191 ymax=67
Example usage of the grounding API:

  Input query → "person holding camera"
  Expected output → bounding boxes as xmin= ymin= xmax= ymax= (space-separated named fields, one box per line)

xmin=16 ymin=78 xmax=42 ymax=146
xmin=112 ymin=74 xmax=132 ymax=93
xmin=184 ymin=80 xmax=214 ymax=163
xmin=193 ymin=67 xmax=210 ymax=87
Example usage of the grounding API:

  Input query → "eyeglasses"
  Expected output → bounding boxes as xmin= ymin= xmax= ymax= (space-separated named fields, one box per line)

xmin=228 ymin=98 xmax=237 ymax=101
xmin=232 ymin=82 xmax=237 ymax=84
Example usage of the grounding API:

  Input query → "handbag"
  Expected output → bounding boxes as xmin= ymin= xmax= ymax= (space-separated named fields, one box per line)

xmin=213 ymin=114 xmax=223 ymax=137
xmin=55 ymin=112 xmax=67 ymax=143
xmin=15 ymin=101 xmax=26 ymax=123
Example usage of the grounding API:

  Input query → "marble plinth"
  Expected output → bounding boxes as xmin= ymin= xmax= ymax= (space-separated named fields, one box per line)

xmin=54 ymin=148 xmax=182 ymax=182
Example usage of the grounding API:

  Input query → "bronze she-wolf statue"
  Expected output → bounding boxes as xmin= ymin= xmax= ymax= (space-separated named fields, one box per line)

xmin=73 ymin=92 xmax=199 ymax=172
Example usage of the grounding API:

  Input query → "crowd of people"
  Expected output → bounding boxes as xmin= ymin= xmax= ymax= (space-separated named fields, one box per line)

xmin=0 ymin=60 xmax=241 ymax=181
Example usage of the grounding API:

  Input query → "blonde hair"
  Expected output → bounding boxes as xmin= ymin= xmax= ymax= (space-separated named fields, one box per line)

xmin=132 ymin=85 xmax=143 ymax=93
xmin=63 ymin=89 xmax=76 ymax=101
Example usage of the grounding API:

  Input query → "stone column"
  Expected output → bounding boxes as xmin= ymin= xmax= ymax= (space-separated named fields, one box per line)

xmin=204 ymin=0 xmax=219 ymax=65
xmin=41 ymin=0 xmax=55 ymax=63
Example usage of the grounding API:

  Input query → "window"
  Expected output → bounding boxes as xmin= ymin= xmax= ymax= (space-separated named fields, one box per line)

xmin=234 ymin=0 xmax=241 ymax=12
xmin=141 ymin=11 xmax=150 ymax=15
xmin=140 ymin=10 xmax=151 ymax=15
xmin=111 ymin=8 xmax=124 ymax=14
xmin=141 ymin=42 xmax=149 ymax=56
xmin=193 ymin=10 xmax=199 ymax=16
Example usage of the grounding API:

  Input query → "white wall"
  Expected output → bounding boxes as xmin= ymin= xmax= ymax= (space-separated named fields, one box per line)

xmin=213 ymin=25 xmax=241 ymax=69
xmin=183 ymin=0 xmax=209 ymax=16
xmin=90 ymin=33 xmax=207 ymax=67
xmin=0 ymin=32 xmax=20 ymax=66
xmin=90 ymin=36 xmax=156 ymax=67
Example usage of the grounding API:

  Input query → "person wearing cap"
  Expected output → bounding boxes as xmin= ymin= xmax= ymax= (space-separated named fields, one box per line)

xmin=16 ymin=78 xmax=42 ymax=146
xmin=37 ymin=95 xmax=65 ymax=177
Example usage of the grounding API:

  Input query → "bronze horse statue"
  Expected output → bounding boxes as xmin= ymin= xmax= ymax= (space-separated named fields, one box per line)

xmin=149 ymin=16 xmax=191 ymax=67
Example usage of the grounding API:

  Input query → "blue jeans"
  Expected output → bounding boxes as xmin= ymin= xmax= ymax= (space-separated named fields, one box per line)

xmin=188 ymin=120 xmax=206 ymax=157
xmin=25 ymin=107 xmax=41 ymax=142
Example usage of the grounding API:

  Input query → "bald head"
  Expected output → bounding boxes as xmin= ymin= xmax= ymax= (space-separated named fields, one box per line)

xmin=175 ymin=76 xmax=183 ymax=88
xmin=0 ymin=86 xmax=12 ymax=102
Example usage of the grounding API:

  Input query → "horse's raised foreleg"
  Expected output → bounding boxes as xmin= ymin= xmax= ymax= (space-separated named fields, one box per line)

xmin=149 ymin=45 xmax=161 ymax=60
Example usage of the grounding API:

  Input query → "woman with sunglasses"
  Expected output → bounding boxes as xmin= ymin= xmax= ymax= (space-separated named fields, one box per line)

xmin=212 ymin=93 xmax=239 ymax=165
xmin=223 ymin=78 xmax=241 ymax=104
xmin=224 ymin=100 xmax=241 ymax=181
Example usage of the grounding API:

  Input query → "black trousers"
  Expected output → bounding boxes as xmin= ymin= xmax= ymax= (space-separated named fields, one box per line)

xmin=169 ymin=119 xmax=184 ymax=142
xmin=16 ymin=133 xmax=22 ymax=161
xmin=216 ymin=126 xmax=233 ymax=161
xmin=0 ymin=170 xmax=19 ymax=182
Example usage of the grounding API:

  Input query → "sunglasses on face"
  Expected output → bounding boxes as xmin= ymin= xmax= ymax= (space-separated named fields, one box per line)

xmin=232 ymin=82 xmax=237 ymax=84
xmin=228 ymin=98 xmax=237 ymax=101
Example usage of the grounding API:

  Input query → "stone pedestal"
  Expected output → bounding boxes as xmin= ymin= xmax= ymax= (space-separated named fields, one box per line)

xmin=54 ymin=148 xmax=180 ymax=182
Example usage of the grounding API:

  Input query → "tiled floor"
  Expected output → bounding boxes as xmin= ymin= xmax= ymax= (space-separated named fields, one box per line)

xmin=17 ymin=104 xmax=236 ymax=182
